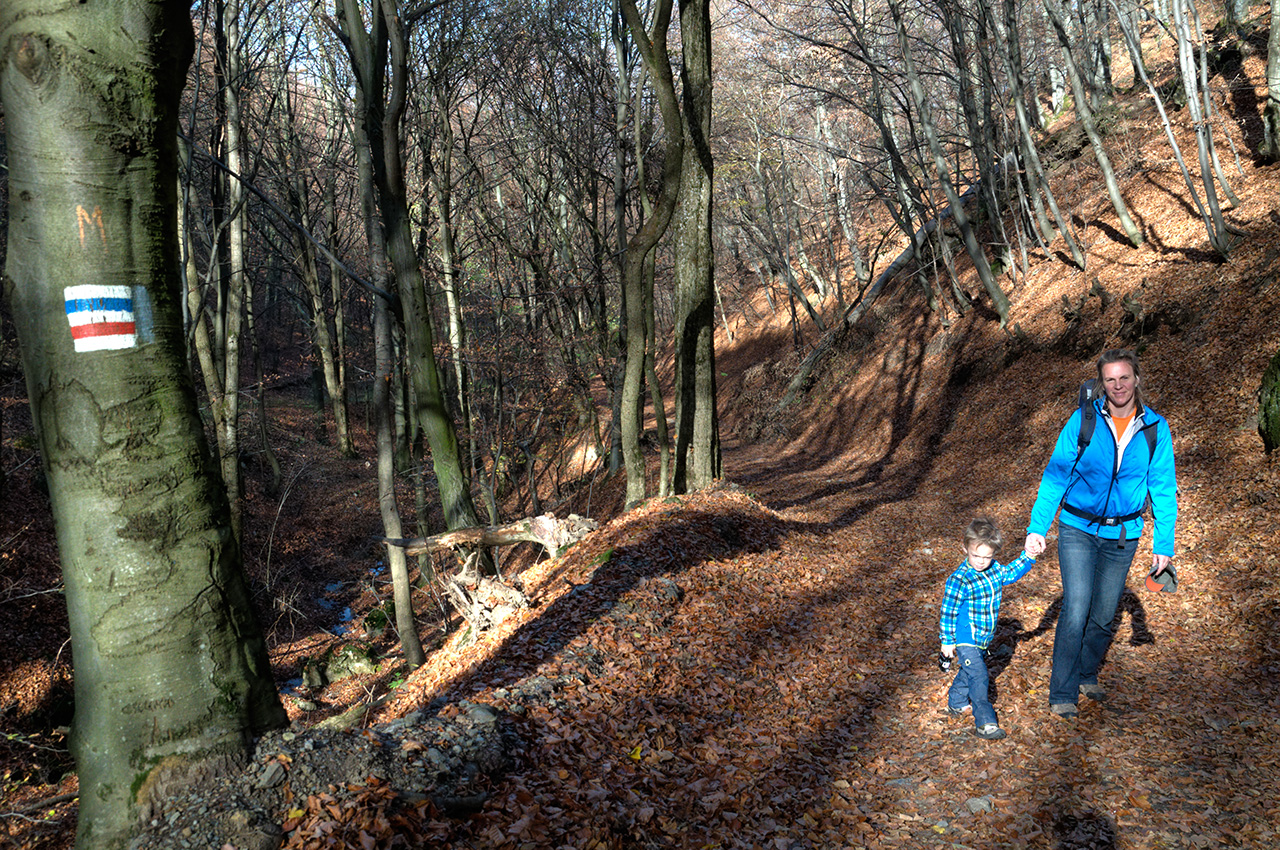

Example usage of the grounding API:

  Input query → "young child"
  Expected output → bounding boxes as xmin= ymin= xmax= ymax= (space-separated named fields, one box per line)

xmin=939 ymin=517 xmax=1036 ymax=740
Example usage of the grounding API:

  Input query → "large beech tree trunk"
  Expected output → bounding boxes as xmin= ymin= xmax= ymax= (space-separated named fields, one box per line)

xmin=1 ymin=3 xmax=286 ymax=847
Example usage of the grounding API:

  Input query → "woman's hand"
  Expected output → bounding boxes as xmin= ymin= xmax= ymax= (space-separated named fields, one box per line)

xmin=1024 ymin=533 xmax=1047 ymax=557
xmin=1151 ymin=553 xmax=1172 ymax=574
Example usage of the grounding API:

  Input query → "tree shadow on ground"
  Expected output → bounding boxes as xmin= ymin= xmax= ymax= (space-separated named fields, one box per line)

xmin=1209 ymin=29 xmax=1267 ymax=158
xmin=733 ymin=312 xmax=996 ymax=536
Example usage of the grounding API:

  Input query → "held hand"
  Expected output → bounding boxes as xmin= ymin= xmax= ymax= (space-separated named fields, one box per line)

xmin=940 ymin=645 xmax=956 ymax=658
xmin=1024 ymin=533 xmax=1047 ymax=558
xmin=1151 ymin=553 xmax=1172 ymax=575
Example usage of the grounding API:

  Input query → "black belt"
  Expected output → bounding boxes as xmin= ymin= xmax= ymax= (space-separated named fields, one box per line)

xmin=1063 ymin=503 xmax=1143 ymax=548
xmin=1062 ymin=504 xmax=1143 ymax=526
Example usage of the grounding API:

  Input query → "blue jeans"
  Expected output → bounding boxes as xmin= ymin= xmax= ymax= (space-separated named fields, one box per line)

xmin=1050 ymin=524 xmax=1140 ymax=705
xmin=948 ymin=645 xmax=997 ymax=728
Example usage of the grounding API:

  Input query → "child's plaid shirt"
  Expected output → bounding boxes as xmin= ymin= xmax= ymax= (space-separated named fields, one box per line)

xmin=939 ymin=551 xmax=1035 ymax=649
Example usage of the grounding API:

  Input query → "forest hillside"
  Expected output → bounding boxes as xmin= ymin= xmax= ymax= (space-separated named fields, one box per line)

xmin=5 ymin=12 xmax=1280 ymax=850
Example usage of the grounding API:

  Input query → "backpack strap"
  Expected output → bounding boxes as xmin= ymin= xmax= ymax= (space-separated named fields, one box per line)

xmin=1142 ymin=421 xmax=1157 ymax=459
xmin=1077 ymin=378 xmax=1098 ymax=456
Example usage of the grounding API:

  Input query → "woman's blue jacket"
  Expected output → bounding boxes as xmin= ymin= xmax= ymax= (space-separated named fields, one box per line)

xmin=1027 ymin=400 xmax=1177 ymax=557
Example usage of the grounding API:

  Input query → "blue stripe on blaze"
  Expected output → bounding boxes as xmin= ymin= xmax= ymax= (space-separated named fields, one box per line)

xmin=65 ymin=297 xmax=132 ymax=315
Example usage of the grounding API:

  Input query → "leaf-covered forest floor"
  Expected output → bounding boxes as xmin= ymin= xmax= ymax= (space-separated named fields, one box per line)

xmin=6 ymin=18 xmax=1280 ymax=850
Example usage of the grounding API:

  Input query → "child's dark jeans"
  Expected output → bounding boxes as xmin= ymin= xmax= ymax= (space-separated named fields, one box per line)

xmin=947 ymin=645 xmax=997 ymax=728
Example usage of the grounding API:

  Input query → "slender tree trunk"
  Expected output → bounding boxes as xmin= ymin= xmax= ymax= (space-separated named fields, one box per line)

xmin=1185 ymin=0 xmax=1240 ymax=209
xmin=1 ymin=5 xmax=286 ymax=847
xmin=423 ymin=80 xmax=474 ymax=483
xmin=891 ymin=0 xmax=1009 ymax=324
xmin=618 ymin=0 xmax=684 ymax=508
xmin=335 ymin=0 xmax=481 ymax=534
xmin=1044 ymin=0 xmax=1145 ymax=247
xmin=1264 ymin=0 xmax=1280 ymax=161
xmin=1171 ymin=0 xmax=1231 ymax=254
xmin=643 ymin=248 xmax=672 ymax=497
xmin=1078 ymin=0 xmax=1114 ymax=99
xmin=324 ymin=180 xmax=353 ymax=454
xmin=211 ymin=0 xmax=248 ymax=544
xmin=672 ymin=0 xmax=720 ymax=490
xmin=994 ymin=0 xmax=1086 ymax=267
xmin=353 ymin=116 xmax=426 ymax=668
xmin=246 ymin=273 xmax=282 ymax=496
xmin=1113 ymin=1 xmax=1227 ymax=255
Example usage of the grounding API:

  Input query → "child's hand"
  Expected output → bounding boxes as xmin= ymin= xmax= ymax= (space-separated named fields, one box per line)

xmin=1025 ymin=533 xmax=1046 ymax=557
xmin=937 ymin=647 xmax=955 ymax=672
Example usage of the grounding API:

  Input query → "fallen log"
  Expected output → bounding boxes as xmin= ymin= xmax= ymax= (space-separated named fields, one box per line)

xmin=379 ymin=514 xmax=599 ymax=635
xmin=380 ymin=513 xmax=598 ymax=560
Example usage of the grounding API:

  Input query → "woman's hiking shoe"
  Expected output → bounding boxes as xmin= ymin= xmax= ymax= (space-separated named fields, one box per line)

xmin=945 ymin=705 xmax=972 ymax=718
xmin=975 ymin=724 xmax=1007 ymax=740
xmin=1079 ymin=683 xmax=1107 ymax=702
xmin=1050 ymin=703 xmax=1079 ymax=720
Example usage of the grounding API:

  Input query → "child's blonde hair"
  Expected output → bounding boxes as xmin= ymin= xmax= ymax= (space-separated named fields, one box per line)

xmin=964 ymin=516 xmax=1004 ymax=552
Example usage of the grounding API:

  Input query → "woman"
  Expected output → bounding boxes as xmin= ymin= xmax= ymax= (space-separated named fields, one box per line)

xmin=1024 ymin=349 xmax=1177 ymax=719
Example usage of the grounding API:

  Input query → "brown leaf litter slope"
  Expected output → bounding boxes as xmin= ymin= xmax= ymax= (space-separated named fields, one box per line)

xmin=376 ymin=97 xmax=1280 ymax=850
xmin=373 ymin=436 xmax=1280 ymax=850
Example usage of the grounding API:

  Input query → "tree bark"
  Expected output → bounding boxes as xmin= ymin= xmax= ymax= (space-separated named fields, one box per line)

xmin=672 ymin=0 xmax=721 ymax=491
xmin=1 ymin=4 xmax=286 ymax=847
xmin=619 ymin=0 xmax=684 ymax=508
xmin=1264 ymin=0 xmax=1280 ymax=161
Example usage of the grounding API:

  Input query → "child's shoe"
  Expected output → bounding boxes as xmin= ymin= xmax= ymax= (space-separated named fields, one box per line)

xmin=975 ymin=723 xmax=1007 ymax=740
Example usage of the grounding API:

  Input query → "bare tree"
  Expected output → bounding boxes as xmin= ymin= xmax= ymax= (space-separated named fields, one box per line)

xmin=891 ymin=0 xmax=1009 ymax=323
xmin=1043 ymin=0 xmax=1144 ymax=247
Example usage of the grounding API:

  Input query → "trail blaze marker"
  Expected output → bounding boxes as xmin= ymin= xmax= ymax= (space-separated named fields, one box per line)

xmin=64 ymin=285 xmax=136 ymax=352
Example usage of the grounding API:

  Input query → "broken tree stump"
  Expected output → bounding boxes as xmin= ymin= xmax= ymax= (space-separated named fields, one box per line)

xmin=380 ymin=513 xmax=598 ymax=560
xmin=379 ymin=514 xmax=598 ymax=634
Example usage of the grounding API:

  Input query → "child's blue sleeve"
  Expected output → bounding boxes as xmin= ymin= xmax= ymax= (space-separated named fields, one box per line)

xmin=1000 ymin=551 xmax=1036 ymax=585
xmin=939 ymin=572 xmax=967 ymax=644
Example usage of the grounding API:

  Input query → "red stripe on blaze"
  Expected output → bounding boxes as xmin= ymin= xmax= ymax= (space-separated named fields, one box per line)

xmin=69 ymin=322 xmax=136 ymax=339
